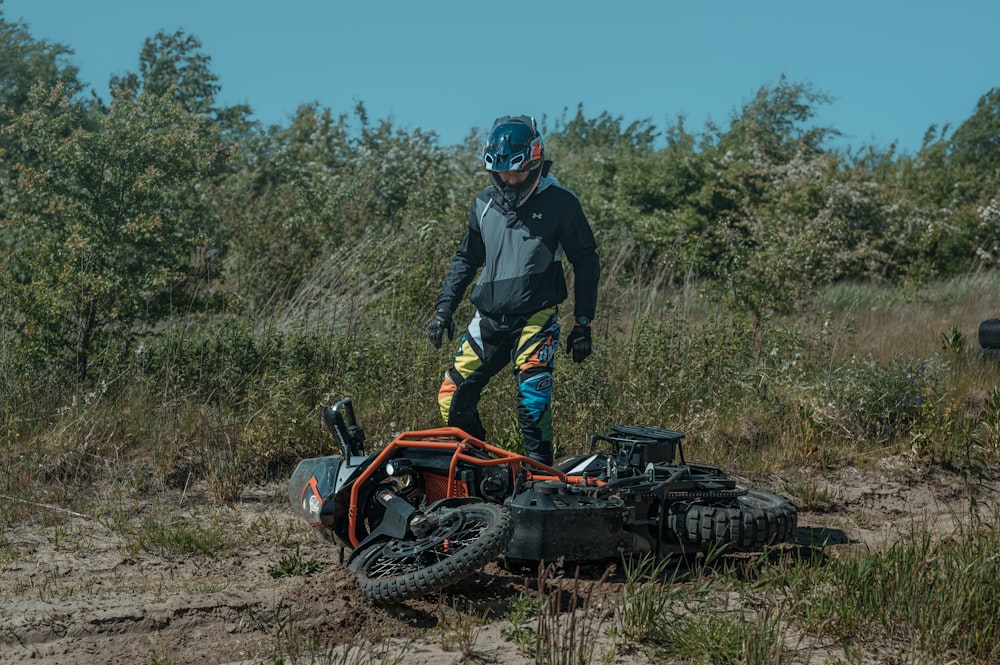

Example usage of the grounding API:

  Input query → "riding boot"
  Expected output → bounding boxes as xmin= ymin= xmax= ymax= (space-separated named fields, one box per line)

xmin=448 ymin=410 xmax=487 ymax=441
xmin=525 ymin=440 xmax=553 ymax=467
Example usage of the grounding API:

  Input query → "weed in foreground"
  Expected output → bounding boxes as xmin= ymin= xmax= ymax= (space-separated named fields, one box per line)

xmin=612 ymin=553 xmax=795 ymax=665
xmin=532 ymin=563 xmax=615 ymax=665
xmin=611 ymin=554 xmax=707 ymax=644
xmin=270 ymin=545 xmax=325 ymax=579
xmin=501 ymin=590 xmax=541 ymax=650
xmin=258 ymin=601 xmax=405 ymax=665
xmin=649 ymin=602 xmax=790 ymax=665
xmin=432 ymin=597 xmax=488 ymax=659
xmin=500 ymin=563 xmax=614 ymax=665
xmin=130 ymin=514 xmax=233 ymax=557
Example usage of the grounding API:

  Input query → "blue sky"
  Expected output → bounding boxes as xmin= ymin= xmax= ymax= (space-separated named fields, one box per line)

xmin=4 ymin=0 xmax=997 ymax=154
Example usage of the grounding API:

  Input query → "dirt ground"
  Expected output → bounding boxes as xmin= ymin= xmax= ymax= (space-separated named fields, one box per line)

xmin=1 ymin=457 xmax=995 ymax=665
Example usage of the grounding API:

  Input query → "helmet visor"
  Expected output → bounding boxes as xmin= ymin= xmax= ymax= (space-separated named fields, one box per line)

xmin=483 ymin=122 xmax=543 ymax=172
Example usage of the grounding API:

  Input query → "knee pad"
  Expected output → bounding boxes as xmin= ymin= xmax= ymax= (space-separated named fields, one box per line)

xmin=518 ymin=370 xmax=553 ymax=422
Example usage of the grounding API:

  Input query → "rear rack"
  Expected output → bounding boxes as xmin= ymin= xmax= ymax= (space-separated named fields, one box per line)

xmin=589 ymin=424 xmax=686 ymax=468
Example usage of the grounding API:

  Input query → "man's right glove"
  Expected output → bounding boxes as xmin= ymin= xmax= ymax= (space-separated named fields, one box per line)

xmin=565 ymin=324 xmax=592 ymax=363
xmin=428 ymin=309 xmax=455 ymax=349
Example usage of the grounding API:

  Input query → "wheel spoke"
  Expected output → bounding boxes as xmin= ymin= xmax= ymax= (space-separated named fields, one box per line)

xmin=354 ymin=502 xmax=515 ymax=602
xmin=363 ymin=513 xmax=490 ymax=579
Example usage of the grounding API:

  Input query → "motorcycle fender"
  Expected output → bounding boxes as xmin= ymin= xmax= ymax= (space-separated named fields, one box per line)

xmin=346 ymin=533 xmax=389 ymax=567
xmin=345 ymin=496 xmax=486 ymax=566
xmin=346 ymin=489 xmax=418 ymax=565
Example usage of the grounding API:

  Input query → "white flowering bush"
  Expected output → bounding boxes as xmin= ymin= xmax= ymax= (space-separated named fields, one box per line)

xmin=975 ymin=198 xmax=1000 ymax=264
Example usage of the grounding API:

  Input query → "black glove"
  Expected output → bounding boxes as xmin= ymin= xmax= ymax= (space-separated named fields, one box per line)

xmin=565 ymin=325 xmax=592 ymax=363
xmin=428 ymin=309 xmax=455 ymax=349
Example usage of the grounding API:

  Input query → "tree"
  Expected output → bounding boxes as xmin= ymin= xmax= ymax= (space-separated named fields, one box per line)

xmin=949 ymin=88 xmax=1000 ymax=174
xmin=218 ymin=102 xmax=355 ymax=310
xmin=110 ymin=29 xmax=217 ymax=115
xmin=3 ymin=83 xmax=229 ymax=381
xmin=219 ymin=101 xmax=469 ymax=315
xmin=719 ymin=75 xmax=838 ymax=162
xmin=944 ymin=88 xmax=1000 ymax=205
xmin=0 ymin=10 xmax=84 ymax=114
xmin=0 ymin=10 xmax=94 ymax=221
xmin=110 ymin=29 xmax=252 ymax=138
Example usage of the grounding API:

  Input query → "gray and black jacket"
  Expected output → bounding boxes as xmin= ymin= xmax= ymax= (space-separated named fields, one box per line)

xmin=435 ymin=172 xmax=600 ymax=322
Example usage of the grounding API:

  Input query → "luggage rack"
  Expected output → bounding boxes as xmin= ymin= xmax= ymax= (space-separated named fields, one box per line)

xmin=589 ymin=424 xmax=686 ymax=468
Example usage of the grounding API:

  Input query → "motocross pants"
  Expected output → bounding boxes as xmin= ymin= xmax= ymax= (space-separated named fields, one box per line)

xmin=437 ymin=307 xmax=559 ymax=466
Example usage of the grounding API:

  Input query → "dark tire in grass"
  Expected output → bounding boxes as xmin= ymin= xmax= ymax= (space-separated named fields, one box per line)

xmin=666 ymin=488 xmax=798 ymax=552
xmin=978 ymin=318 xmax=1000 ymax=349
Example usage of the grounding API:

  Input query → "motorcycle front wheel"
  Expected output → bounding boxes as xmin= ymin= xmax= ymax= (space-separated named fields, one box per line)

xmin=351 ymin=502 xmax=514 ymax=603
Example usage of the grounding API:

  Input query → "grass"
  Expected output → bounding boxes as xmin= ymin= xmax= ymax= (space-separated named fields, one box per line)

xmin=503 ymin=563 xmax=616 ymax=665
xmin=761 ymin=511 xmax=1000 ymax=663
xmin=256 ymin=602 xmax=406 ymax=665
xmin=608 ymin=552 xmax=806 ymax=665
xmin=603 ymin=510 xmax=1000 ymax=664
xmin=6 ymin=271 xmax=999 ymax=509
xmin=132 ymin=515 xmax=232 ymax=556
xmin=269 ymin=545 xmax=325 ymax=578
xmin=432 ymin=598 xmax=489 ymax=659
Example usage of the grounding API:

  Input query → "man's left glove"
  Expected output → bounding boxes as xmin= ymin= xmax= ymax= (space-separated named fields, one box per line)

xmin=428 ymin=309 xmax=455 ymax=349
xmin=566 ymin=324 xmax=592 ymax=363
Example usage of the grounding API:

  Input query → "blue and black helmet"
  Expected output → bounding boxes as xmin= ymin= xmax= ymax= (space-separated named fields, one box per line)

xmin=483 ymin=115 xmax=544 ymax=207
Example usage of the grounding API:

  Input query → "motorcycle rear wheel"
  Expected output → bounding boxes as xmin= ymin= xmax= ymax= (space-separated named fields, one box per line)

xmin=351 ymin=502 xmax=513 ymax=603
xmin=666 ymin=488 xmax=797 ymax=552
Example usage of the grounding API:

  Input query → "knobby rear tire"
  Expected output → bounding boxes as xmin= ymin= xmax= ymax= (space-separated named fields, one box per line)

xmin=352 ymin=502 xmax=513 ymax=603
xmin=666 ymin=488 xmax=797 ymax=552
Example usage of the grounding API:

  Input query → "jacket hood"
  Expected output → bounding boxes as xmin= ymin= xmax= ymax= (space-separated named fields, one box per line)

xmin=535 ymin=173 xmax=558 ymax=195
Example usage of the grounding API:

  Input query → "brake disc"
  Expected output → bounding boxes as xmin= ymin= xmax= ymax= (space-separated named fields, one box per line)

xmin=379 ymin=509 xmax=466 ymax=558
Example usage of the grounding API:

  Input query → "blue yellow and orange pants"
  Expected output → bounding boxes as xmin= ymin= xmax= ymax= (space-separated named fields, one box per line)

xmin=437 ymin=307 xmax=559 ymax=465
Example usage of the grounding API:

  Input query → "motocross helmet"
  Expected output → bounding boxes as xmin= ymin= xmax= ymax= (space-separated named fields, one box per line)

xmin=483 ymin=115 xmax=544 ymax=207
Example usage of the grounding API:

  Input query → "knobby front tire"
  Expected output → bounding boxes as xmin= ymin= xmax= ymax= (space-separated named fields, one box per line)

xmin=352 ymin=502 xmax=514 ymax=603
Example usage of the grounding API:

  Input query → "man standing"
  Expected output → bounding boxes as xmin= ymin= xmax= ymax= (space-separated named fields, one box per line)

xmin=428 ymin=115 xmax=600 ymax=466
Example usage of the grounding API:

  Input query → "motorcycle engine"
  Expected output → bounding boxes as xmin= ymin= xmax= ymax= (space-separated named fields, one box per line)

xmin=478 ymin=466 xmax=511 ymax=502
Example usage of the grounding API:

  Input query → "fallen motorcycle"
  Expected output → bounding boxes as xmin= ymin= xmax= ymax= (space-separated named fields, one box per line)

xmin=289 ymin=398 xmax=797 ymax=603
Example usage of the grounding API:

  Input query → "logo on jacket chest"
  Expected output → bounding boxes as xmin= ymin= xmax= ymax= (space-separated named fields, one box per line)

xmin=516 ymin=208 xmax=546 ymax=226
xmin=505 ymin=205 xmax=552 ymax=233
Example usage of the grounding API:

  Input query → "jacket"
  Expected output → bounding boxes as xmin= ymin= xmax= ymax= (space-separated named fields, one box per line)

xmin=435 ymin=172 xmax=600 ymax=321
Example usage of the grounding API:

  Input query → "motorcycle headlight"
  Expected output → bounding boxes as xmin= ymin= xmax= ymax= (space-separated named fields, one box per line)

xmin=386 ymin=458 xmax=414 ymax=477
xmin=303 ymin=494 xmax=322 ymax=521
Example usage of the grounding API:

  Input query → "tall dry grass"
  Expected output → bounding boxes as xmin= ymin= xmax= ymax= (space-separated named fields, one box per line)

xmin=4 ymin=266 xmax=999 ymax=520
